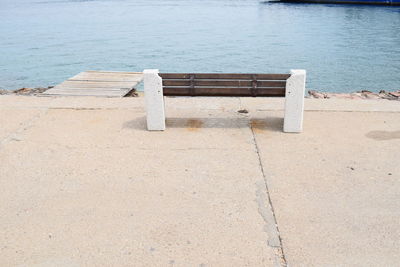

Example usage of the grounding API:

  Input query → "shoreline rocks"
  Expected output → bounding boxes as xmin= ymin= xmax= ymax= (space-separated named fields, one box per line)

xmin=0 ymin=86 xmax=54 ymax=96
xmin=308 ymin=90 xmax=400 ymax=101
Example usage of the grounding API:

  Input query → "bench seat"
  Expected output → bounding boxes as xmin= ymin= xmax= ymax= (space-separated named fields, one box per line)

xmin=143 ymin=69 xmax=306 ymax=133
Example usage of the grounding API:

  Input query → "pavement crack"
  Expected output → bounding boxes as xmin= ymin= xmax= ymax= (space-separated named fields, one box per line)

xmin=250 ymin=125 xmax=287 ymax=267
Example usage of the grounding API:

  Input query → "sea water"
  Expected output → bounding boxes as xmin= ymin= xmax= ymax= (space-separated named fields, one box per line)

xmin=1 ymin=0 xmax=399 ymax=92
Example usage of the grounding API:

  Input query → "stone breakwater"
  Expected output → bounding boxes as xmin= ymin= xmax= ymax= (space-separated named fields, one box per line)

xmin=308 ymin=90 xmax=400 ymax=100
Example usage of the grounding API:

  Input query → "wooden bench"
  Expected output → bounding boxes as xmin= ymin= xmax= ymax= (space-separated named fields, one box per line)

xmin=143 ymin=69 xmax=306 ymax=133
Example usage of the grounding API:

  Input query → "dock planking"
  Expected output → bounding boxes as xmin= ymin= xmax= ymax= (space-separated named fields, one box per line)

xmin=43 ymin=71 xmax=143 ymax=97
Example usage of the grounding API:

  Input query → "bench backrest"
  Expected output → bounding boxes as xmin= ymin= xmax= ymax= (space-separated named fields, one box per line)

xmin=159 ymin=73 xmax=291 ymax=97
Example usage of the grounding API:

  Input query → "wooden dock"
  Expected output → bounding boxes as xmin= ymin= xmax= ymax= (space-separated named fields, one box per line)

xmin=43 ymin=71 xmax=143 ymax=97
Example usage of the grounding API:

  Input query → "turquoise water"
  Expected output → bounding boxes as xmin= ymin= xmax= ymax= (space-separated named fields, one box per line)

xmin=1 ymin=0 xmax=399 ymax=92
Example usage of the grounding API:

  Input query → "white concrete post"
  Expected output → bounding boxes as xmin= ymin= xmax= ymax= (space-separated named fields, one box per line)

xmin=284 ymin=69 xmax=306 ymax=133
xmin=144 ymin=69 xmax=165 ymax=131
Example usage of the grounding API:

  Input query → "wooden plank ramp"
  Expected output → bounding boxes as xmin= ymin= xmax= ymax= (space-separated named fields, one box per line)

xmin=43 ymin=71 xmax=143 ymax=97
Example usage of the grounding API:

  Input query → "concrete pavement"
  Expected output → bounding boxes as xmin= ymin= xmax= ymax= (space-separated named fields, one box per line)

xmin=0 ymin=95 xmax=399 ymax=266
xmin=253 ymin=110 xmax=400 ymax=266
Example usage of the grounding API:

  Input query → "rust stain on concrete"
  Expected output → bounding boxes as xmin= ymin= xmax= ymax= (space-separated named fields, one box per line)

xmin=186 ymin=119 xmax=203 ymax=131
xmin=250 ymin=119 xmax=267 ymax=132
xmin=366 ymin=130 xmax=400 ymax=141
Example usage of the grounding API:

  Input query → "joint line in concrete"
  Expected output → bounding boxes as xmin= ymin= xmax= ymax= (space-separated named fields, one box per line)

xmin=250 ymin=125 xmax=287 ymax=267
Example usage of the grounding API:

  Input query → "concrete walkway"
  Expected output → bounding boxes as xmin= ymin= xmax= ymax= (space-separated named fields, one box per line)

xmin=0 ymin=95 xmax=399 ymax=266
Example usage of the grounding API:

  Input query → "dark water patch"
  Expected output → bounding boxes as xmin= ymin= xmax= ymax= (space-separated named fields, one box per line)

xmin=366 ymin=130 xmax=400 ymax=140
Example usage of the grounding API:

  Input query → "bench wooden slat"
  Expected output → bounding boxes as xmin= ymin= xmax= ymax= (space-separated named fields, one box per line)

xmin=162 ymin=80 xmax=287 ymax=87
xmin=160 ymin=73 xmax=290 ymax=80
xmin=163 ymin=87 xmax=285 ymax=97
xmin=258 ymin=80 xmax=287 ymax=87
xmin=159 ymin=72 xmax=288 ymax=97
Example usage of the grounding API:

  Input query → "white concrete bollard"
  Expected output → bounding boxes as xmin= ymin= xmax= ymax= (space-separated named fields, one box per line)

xmin=144 ymin=69 xmax=165 ymax=131
xmin=284 ymin=69 xmax=306 ymax=133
